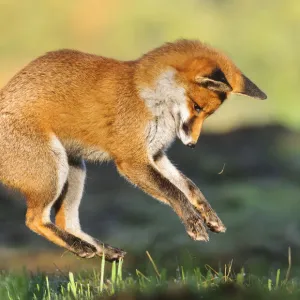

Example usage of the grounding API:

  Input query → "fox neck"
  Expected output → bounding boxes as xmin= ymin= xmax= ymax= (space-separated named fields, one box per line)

xmin=138 ymin=69 xmax=189 ymax=155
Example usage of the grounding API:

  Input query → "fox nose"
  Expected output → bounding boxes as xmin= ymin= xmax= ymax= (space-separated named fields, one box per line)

xmin=187 ymin=142 xmax=196 ymax=148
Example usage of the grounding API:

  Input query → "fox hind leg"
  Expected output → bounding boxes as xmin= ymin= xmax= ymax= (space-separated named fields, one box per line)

xmin=24 ymin=136 xmax=99 ymax=258
xmin=54 ymin=156 xmax=126 ymax=261
xmin=26 ymin=203 xmax=98 ymax=258
xmin=0 ymin=122 xmax=100 ymax=258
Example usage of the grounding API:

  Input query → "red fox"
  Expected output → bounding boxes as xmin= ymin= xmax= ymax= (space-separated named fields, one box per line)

xmin=0 ymin=39 xmax=266 ymax=261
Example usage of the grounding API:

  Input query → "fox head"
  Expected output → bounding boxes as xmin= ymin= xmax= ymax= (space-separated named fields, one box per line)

xmin=137 ymin=39 xmax=267 ymax=148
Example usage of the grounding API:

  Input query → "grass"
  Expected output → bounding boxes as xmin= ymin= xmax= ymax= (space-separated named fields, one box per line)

xmin=1 ymin=248 xmax=300 ymax=300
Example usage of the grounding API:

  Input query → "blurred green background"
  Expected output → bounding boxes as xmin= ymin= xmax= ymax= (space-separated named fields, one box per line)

xmin=1 ymin=0 xmax=300 ymax=130
xmin=0 ymin=0 xmax=299 ymax=275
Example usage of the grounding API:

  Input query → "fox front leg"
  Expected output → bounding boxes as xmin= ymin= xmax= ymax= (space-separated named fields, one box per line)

xmin=116 ymin=159 xmax=209 ymax=241
xmin=183 ymin=176 xmax=226 ymax=233
xmin=153 ymin=151 xmax=226 ymax=233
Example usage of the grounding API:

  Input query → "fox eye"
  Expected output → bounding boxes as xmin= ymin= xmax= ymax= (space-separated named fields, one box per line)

xmin=193 ymin=103 xmax=202 ymax=113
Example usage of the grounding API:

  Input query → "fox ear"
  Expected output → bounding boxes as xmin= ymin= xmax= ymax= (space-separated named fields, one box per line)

xmin=235 ymin=74 xmax=267 ymax=100
xmin=195 ymin=76 xmax=232 ymax=92
xmin=195 ymin=68 xmax=232 ymax=93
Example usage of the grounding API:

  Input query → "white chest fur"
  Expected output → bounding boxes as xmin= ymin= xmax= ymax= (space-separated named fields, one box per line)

xmin=139 ymin=69 xmax=189 ymax=156
xmin=146 ymin=110 xmax=177 ymax=155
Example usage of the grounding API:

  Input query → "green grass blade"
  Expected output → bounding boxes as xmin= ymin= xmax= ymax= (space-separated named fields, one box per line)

xmin=236 ymin=268 xmax=245 ymax=286
xmin=45 ymin=276 xmax=51 ymax=300
xmin=268 ymin=279 xmax=272 ymax=291
xmin=276 ymin=269 xmax=281 ymax=289
xmin=68 ymin=272 xmax=77 ymax=299
xmin=146 ymin=251 xmax=161 ymax=280
xmin=117 ymin=258 xmax=123 ymax=284
xmin=100 ymin=253 xmax=106 ymax=293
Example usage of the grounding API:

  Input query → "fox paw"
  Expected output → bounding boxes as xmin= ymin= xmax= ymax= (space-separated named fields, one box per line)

xmin=183 ymin=208 xmax=209 ymax=241
xmin=196 ymin=203 xmax=226 ymax=233
xmin=72 ymin=239 xmax=98 ymax=258
xmin=94 ymin=239 xmax=127 ymax=262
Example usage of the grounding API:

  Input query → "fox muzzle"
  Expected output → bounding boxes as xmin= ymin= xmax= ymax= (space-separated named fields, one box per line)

xmin=187 ymin=142 xmax=196 ymax=148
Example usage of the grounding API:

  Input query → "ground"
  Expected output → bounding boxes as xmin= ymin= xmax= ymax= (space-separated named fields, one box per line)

xmin=1 ymin=124 xmax=300 ymax=299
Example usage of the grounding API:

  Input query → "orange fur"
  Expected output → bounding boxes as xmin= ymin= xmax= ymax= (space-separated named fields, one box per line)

xmin=55 ymin=203 xmax=66 ymax=230
xmin=0 ymin=39 xmax=267 ymax=259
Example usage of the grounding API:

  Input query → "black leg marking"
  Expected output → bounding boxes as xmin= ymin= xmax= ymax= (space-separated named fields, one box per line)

xmin=153 ymin=150 xmax=164 ymax=162
xmin=45 ymin=223 xmax=97 ymax=258
xmin=145 ymin=164 xmax=208 ymax=241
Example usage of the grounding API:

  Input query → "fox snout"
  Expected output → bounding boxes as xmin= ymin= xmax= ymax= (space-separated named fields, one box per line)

xmin=187 ymin=142 xmax=196 ymax=148
xmin=178 ymin=125 xmax=200 ymax=148
xmin=178 ymin=115 xmax=204 ymax=148
xmin=178 ymin=129 xmax=199 ymax=147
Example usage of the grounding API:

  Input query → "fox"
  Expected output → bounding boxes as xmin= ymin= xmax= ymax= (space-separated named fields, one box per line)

xmin=0 ymin=39 xmax=266 ymax=261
